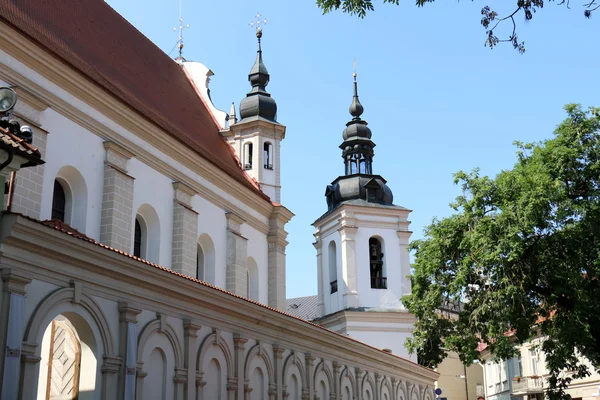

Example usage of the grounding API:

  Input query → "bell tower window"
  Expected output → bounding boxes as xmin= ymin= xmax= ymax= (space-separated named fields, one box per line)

xmin=51 ymin=180 xmax=66 ymax=222
xmin=328 ymin=241 xmax=338 ymax=294
xmin=369 ymin=237 xmax=386 ymax=289
xmin=264 ymin=142 xmax=273 ymax=169
xmin=243 ymin=142 xmax=253 ymax=170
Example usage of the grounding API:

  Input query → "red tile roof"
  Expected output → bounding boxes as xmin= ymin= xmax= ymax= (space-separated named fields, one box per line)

xmin=0 ymin=126 xmax=43 ymax=162
xmin=0 ymin=0 xmax=268 ymax=201
xmin=11 ymin=211 xmax=432 ymax=372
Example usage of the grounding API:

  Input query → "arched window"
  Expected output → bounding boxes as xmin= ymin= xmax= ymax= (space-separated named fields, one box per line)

xmin=243 ymin=142 xmax=253 ymax=170
xmin=134 ymin=217 xmax=143 ymax=258
xmin=369 ymin=237 xmax=386 ymax=289
xmin=51 ymin=180 xmax=66 ymax=221
xmin=263 ymin=142 xmax=273 ymax=169
xmin=328 ymin=241 xmax=337 ymax=294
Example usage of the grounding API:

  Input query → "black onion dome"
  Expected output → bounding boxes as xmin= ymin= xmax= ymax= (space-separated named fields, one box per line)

xmin=239 ymin=29 xmax=278 ymax=122
xmin=325 ymin=175 xmax=394 ymax=211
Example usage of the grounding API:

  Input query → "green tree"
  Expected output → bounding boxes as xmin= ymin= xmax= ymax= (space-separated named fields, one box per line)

xmin=316 ymin=1 xmax=598 ymax=53
xmin=403 ymin=104 xmax=600 ymax=400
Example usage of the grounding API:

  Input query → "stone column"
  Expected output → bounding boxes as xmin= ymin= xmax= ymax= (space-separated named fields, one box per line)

xmin=102 ymin=356 xmax=122 ymax=400
xmin=268 ymin=206 xmax=292 ymax=310
xmin=0 ymin=270 xmax=30 ymax=400
xmin=234 ymin=334 xmax=248 ymax=400
xmin=100 ymin=142 xmax=135 ymax=252
xmin=305 ymin=353 xmax=315 ymax=400
xmin=339 ymin=215 xmax=359 ymax=308
xmin=313 ymin=239 xmax=325 ymax=317
xmin=397 ymin=231 xmax=412 ymax=297
xmin=118 ymin=302 xmax=141 ymax=400
xmin=183 ymin=320 xmax=201 ymax=400
xmin=273 ymin=344 xmax=285 ymax=400
xmin=226 ymin=212 xmax=248 ymax=296
xmin=172 ymin=183 xmax=198 ymax=277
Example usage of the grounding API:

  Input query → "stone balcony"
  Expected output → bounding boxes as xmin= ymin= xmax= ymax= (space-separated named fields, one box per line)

xmin=512 ymin=376 xmax=544 ymax=395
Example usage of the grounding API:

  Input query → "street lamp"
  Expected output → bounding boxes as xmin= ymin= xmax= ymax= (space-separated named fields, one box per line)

xmin=0 ymin=87 xmax=17 ymax=113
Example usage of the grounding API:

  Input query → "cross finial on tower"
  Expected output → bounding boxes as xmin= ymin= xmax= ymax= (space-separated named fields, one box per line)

xmin=353 ymin=59 xmax=357 ymax=81
xmin=173 ymin=0 xmax=190 ymax=64
xmin=249 ymin=13 xmax=268 ymax=43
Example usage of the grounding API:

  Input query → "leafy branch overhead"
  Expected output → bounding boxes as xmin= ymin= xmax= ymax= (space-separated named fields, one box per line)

xmin=402 ymin=104 xmax=600 ymax=400
xmin=315 ymin=0 xmax=598 ymax=52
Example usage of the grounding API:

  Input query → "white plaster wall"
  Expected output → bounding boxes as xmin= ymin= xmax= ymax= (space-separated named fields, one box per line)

xmin=23 ymin=279 xmax=60 ymax=326
xmin=240 ymin=223 xmax=268 ymax=304
xmin=346 ymin=324 xmax=415 ymax=361
xmin=40 ymin=109 xmax=105 ymax=238
xmin=354 ymin=226 xmax=406 ymax=309
xmin=129 ymin=158 xmax=174 ymax=267
xmin=192 ymin=194 xmax=227 ymax=287
xmin=0 ymin=49 xmax=270 ymax=229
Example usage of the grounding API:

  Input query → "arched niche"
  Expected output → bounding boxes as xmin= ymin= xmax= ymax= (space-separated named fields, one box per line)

xmin=134 ymin=203 xmax=160 ymax=263
xmin=197 ymin=233 xmax=216 ymax=284
xmin=244 ymin=343 xmax=274 ymax=399
xmin=247 ymin=256 xmax=259 ymax=301
xmin=55 ymin=165 xmax=88 ymax=233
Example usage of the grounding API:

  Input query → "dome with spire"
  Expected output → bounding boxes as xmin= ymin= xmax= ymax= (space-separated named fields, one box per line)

xmin=238 ymin=27 xmax=278 ymax=122
xmin=323 ymin=72 xmax=394 ymax=212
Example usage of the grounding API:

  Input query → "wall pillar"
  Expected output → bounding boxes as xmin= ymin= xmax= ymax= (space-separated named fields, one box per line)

xmin=306 ymin=353 xmax=315 ymax=400
xmin=102 ymin=355 xmax=122 ymax=400
xmin=332 ymin=361 xmax=341 ymax=400
xmin=100 ymin=142 xmax=135 ymax=252
xmin=18 ymin=343 xmax=40 ymax=400
xmin=339 ymin=213 xmax=359 ymax=308
xmin=195 ymin=372 xmax=206 ymax=400
xmin=355 ymin=368 xmax=363 ymax=399
xmin=173 ymin=368 xmax=187 ymax=400
xmin=118 ymin=302 xmax=141 ymax=400
xmin=225 ymin=212 xmax=248 ymax=296
xmin=234 ymin=334 xmax=248 ymax=400
xmin=0 ymin=269 xmax=30 ymax=400
xmin=397 ymin=231 xmax=412 ymax=298
xmin=273 ymin=344 xmax=285 ymax=400
xmin=172 ymin=182 xmax=198 ymax=277
xmin=268 ymin=205 xmax=292 ymax=311
xmin=313 ymin=239 xmax=325 ymax=317
xmin=183 ymin=320 xmax=201 ymax=400
xmin=226 ymin=377 xmax=238 ymax=400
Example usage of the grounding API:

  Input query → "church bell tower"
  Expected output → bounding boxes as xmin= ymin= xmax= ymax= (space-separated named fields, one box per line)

xmin=222 ymin=25 xmax=285 ymax=203
xmin=312 ymin=72 xmax=415 ymax=359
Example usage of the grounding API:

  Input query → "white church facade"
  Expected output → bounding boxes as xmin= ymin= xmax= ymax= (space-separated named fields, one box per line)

xmin=0 ymin=1 xmax=438 ymax=399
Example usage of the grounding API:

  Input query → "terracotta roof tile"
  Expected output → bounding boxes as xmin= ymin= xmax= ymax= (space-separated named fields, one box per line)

xmin=9 ymin=211 xmax=432 ymax=371
xmin=0 ymin=126 xmax=42 ymax=161
xmin=0 ymin=0 xmax=268 ymax=201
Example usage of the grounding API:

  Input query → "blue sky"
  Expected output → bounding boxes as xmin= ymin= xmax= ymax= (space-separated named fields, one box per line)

xmin=106 ymin=0 xmax=599 ymax=298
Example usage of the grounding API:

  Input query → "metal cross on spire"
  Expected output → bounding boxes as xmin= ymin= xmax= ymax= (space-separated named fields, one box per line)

xmin=173 ymin=0 xmax=190 ymax=63
xmin=249 ymin=12 xmax=268 ymax=41
xmin=353 ymin=59 xmax=357 ymax=80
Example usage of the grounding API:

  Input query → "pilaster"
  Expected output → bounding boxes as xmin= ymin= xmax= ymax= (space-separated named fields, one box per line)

xmin=0 ymin=269 xmax=31 ymax=400
xmin=338 ymin=218 xmax=359 ymax=308
xmin=234 ymin=334 xmax=248 ymax=400
xmin=100 ymin=141 xmax=135 ymax=252
xmin=397 ymin=230 xmax=413 ymax=297
xmin=268 ymin=205 xmax=293 ymax=310
xmin=102 ymin=355 xmax=122 ymax=400
xmin=305 ymin=353 xmax=315 ymax=400
xmin=183 ymin=320 xmax=201 ymax=400
xmin=171 ymin=182 xmax=198 ymax=277
xmin=273 ymin=344 xmax=285 ymax=400
xmin=118 ymin=302 xmax=141 ymax=400
xmin=313 ymin=239 xmax=325 ymax=317
xmin=225 ymin=212 xmax=248 ymax=296
xmin=173 ymin=368 xmax=187 ymax=400
xmin=332 ymin=361 xmax=341 ymax=400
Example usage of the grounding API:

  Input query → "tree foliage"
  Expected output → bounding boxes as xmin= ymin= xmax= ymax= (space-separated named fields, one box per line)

xmin=403 ymin=104 xmax=600 ymax=400
xmin=315 ymin=0 xmax=598 ymax=53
